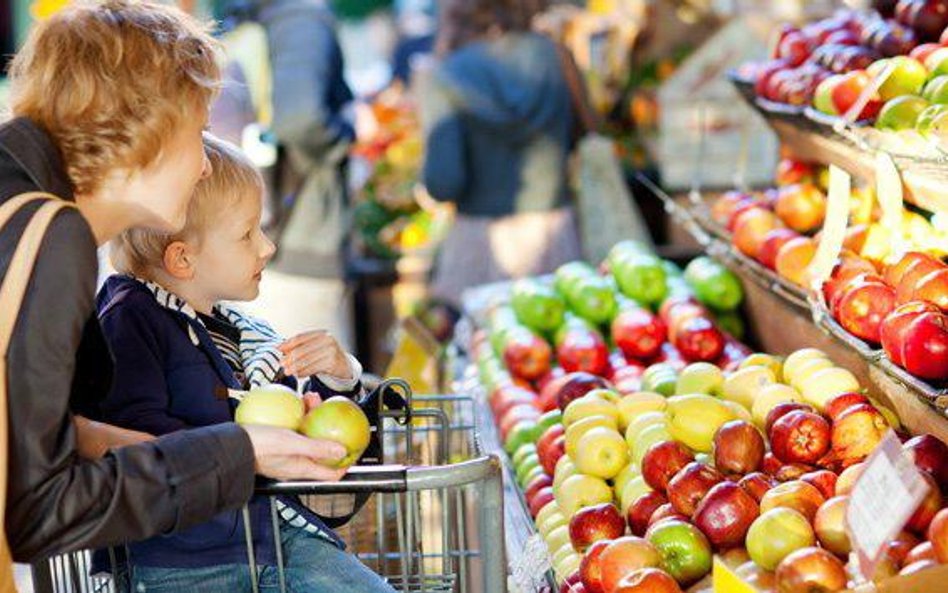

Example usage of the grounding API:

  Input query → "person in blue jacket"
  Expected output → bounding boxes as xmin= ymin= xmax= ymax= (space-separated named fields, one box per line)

xmin=97 ymin=134 xmax=395 ymax=593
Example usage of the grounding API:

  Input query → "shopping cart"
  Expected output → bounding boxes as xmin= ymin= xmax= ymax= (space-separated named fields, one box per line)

xmin=29 ymin=380 xmax=507 ymax=593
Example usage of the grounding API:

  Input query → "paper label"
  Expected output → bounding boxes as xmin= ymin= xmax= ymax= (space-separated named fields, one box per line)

xmin=808 ymin=165 xmax=851 ymax=292
xmin=875 ymin=152 xmax=906 ymax=261
xmin=846 ymin=431 xmax=930 ymax=581
xmin=511 ymin=533 xmax=553 ymax=593
xmin=712 ymin=556 xmax=760 ymax=593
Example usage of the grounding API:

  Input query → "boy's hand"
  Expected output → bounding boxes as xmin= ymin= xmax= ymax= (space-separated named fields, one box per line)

xmin=279 ymin=331 xmax=351 ymax=379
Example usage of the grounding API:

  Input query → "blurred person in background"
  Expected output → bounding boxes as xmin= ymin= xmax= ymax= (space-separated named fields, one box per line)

xmin=421 ymin=0 xmax=581 ymax=306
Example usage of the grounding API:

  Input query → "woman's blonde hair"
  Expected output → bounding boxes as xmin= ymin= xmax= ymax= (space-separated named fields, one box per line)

xmin=8 ymin=0 xmax=221 ymax=196
xmin=111 ymin=134 xmax=264 ymax=278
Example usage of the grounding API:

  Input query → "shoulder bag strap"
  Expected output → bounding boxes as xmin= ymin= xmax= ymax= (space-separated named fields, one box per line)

xmin=0 ymin=192 xmax=74 ymax=592
xmin=554 ymin=43 xmax=601 ymax=136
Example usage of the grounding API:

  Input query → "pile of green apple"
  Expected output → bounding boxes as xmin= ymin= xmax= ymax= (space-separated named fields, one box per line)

xmin=497 ymin=342 xmax=948 ymax=593
xmin=235 ymin=384 xmax=371 ymax=469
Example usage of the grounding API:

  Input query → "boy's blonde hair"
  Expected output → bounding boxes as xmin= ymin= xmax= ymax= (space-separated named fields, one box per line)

xmin=8 ymin=0 xmax=221 ymax=196
xmin=111 ymin=134 xmax=264 ymax=277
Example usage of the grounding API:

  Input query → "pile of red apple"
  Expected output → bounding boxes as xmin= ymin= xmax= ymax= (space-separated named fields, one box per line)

xmin=824 ymin=250 xmax=948 ymax=381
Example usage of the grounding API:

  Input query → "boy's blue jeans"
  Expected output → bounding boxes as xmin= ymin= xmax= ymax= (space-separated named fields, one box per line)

xmin=125 ymin=522 xmax=395 ymax=593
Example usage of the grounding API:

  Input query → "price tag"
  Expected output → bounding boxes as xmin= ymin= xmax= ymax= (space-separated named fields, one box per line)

xmin=511 ymin=533 xmax=552 ymax=593
xmin=712 ymin=556 xmax=760 ymax=593
xmin=846 ymin=431 xmax=930 ymax=581
xmin=808 ymin=165 xmax=851 ymax=293
xmin=875 ymin=152 xmax=906 ymax=261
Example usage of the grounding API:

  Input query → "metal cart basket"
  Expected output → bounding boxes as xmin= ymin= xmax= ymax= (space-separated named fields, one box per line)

xmin=29 ymin=380 xmax=507 ymax=593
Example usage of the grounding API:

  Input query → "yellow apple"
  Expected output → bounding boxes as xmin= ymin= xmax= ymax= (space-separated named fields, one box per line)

xmin=538 ymin=510 xmax=567 ymax=537
xmin=788 ymin=358 xmax=836 ymax=391
xmin=625 ymin=411 xmax=669 ymax=450
xmin=722 ymin=399 xmax=753 ymax=422
xmin=535 ymin=500 xmax=562 ymax=529
xmin=586 ymin=388 xmax=623 ymax=404
xmin=563 ymin=395 xmax=620 ymax=428
xmin=557 ymin=474 xmax=614 ymax=516
xmin=739 ymin=353 xmax=785 ymax=382
xmin=632 ymin=422 xmax=673 ymax=465
xmin=782 ymin=348 xmax=830 ymax=386
xmin=675 ymin=362 xmax=724 ymax=396
xmin=798 ymin=367 xmax=861 ymax=411
xmin=545 ymin=524 xmax=571 ymax=554
xmin=617 ymin=391 xmax=667 ymax=430
xmin=574 ymin=427 xmax=629 ymax=479
xmin=612 ymin=462 xmax=641 ymax=497
xmin=554 ymin=550 xmax=582 ymax=581
xmin=298 ymin=396 xmax=371 ymax=468
xmin=234 ymin=384 xmax=304 ymax=430
xmin=666 ymin=394 xmax=737 ymax=453
xmin=751 ymin=383 xmax=803 ymax=428
xmin=553 ymin=456 xmax=578 ymax=500
xmin=619 ymin=475 xmax=653 ymax=514
xmin=551 ymin=543 xmax=576 ymax=569
xmin=721 ymin=366 xmax=776 ymax=410
xmin=565 ymin=415 xmax=620 ymax=458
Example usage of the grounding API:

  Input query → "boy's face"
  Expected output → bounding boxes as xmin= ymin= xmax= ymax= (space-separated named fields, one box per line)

xmin=189 ymin=190 xmax=275 ymax=304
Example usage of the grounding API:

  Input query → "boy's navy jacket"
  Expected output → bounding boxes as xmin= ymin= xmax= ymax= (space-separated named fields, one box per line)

xmin=96 ymin=275 xmax=346 ymax=568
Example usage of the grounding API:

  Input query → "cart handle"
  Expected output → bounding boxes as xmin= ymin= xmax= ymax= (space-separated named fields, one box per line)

xmin=254 ymin=454 xmax=504 ymax=496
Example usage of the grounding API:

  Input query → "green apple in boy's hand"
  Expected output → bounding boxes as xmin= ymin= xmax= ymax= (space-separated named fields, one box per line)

xmin=299 ymin=397 xmax=371 ymax=469
xmin=235 ymin=384 xmax=304 ymax=430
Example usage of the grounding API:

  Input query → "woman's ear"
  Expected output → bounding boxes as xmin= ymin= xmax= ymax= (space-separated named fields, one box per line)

xmin=163 ymin=240 xmax=196 ymax=280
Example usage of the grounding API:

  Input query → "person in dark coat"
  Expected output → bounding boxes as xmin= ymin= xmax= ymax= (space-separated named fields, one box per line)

xmin=0 ymin=0 xmax=346 ymax=564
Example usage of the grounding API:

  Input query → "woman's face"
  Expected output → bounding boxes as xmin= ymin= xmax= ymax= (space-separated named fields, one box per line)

xmin=130 ymin=118 xmax=211 ymax=233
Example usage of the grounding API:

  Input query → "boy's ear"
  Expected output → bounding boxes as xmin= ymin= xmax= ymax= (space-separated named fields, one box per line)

xmin=163 ymin=241 xmax=196 ymax=280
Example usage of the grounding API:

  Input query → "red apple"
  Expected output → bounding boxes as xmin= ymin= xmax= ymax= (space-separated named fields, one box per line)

xmin=558 ymin=329 xmax=610 ymax=377
xmin=712 ymin=191 xmax=755 ymax=226
xmin=885 ymin=252 xmax=944 ymax=290
xmin=814 ymin=495 xmax=851 ymax=557
xmin=627 ymin=491 xmax=668 ymax=537
xmin=498 ymin=405 xmax=541 ymax=440
xmin=765 ymin=402 xmax=818 ymax=435
xmin=733 ymin=208 xmax=782 ymax=260
xmin=713 ymin=420 xmax=765 ymax=476
xmin=927 ymin=507 xmax=948 ymax=563
xmin=613 ymin=568 xmax=683 ymax=593
xmin=570 ymin=503 xmax=627 ymax=553
xmin=529 ymin=486 xmax=555 ymax=518
xmin=612 ymin=309 xmax=667 ymax=361
xmin=693 ymin=481 xmax=760 ymax=549
xmin=739 ymin=472 xmax=777 ymax=502
xmin=896 ymin=255 xmax=947 ymax=304
xmin=905 ymin=541 xmax=937 ymax=565
xmin=911 ymin=42 xmax=942 ymax=63
xmin=555 ymin=372 xmax=613 ymax=411
xmin=774 ymin=547 xmax=847 ymax=593
xmin=770 ymin=410 xmax=832 ymax=466
xmin=900 ymin=559 xmax=938 ymax=575
xmin=831 ymin=70 xmax=883 ymax=120
xmin=881 ymin=301 xmax=941 ymax=367
xmin=490 ymin=385 xmax=539 ymax=417
xmin=775 ymin=158 xmax=815 ymax=187
xmin=580 ymin=539 xmax=611 ymax=593
xmin=762 ymin=452 xmax=784 ymax=476
xmin=759 ymin=480 xmax=826 ymax=522
xmin=800 ymin=470 xmax=838 ymax=500
xmin=898 ymin=311 xmax=948 ymax=380
xmin=525 ymin=473 xmax=553 ymax=502
xmin=671 ymin=316 xmax=725 ymax=363
xmin=835 ymin=279 xmax=897 ymax=344
xmin=598 ymin=536 xmax=662 ymax=593
xmin=538 ymin=425 xmax=566 ymax=474
xmin=823 ymin=393 xmax=871 ymax=422
xmin=903 ymin=434 xmax=948 ymax=493
xmin=648 ymin=504 xmax=688 ymax=528
xmin=666 ymin=462 xmax=725 ymax=517
xmin=907 ymin=472 xmax=942 ymax=534
xmin=560 ymin=571 xmax=583 ymax=593
xmin=775 ymin=183 xmax=826 ymax=233
xmin=504 ymin=329 xmax=553 ymax=381
xmin=642 ymin=441 xmax=696 ymax=493
xmin=823 ymin=255 xmax=879 ymax=309
xmin=757 ymin=228 xmax=801 ymax=270
xmin=831 ymin=403 xmax=890 ymax=469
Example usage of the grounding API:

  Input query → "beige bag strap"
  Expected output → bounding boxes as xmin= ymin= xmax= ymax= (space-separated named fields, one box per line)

xmin=0 ymin=192 xmax=74 ymax=593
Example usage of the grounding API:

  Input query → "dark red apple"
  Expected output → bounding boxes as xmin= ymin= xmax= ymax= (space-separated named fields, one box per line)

xmin=504 ymin=329 xmax=553 ymax=381
xmin=560 ymin=571 xmax=583 ymax=593
xmin=666 ymin=462 xmax=725 ymax=517
xmin=906 ymin=472 xmax=942 ymax=534
xmin=770 ymin=410 xmax=832 ymax=465
xmin=529 ymin=486 xmax=555 ymax=518
xmin=739 ymin=472 xmax=777 ymax=502
xmin=627 ymin=491 xmax=668 ymax=537
xmin=537 ymin=424 xmax=566 ymax=473
xmin=671 ymin=316 xmax=726 ymax=363
xmin=580 ymin=539 xmax=611 ymax=593
xmin=570 ymin=503 xmax=627 ymax=552
xmin=800 ymin=470 xmax=839 ymax=500
xmin=612 ymin=308 xmax=667 ymax=361
xmin=555 ymin=372 xmax=613 ymax=411
xmin=762 ymin=452 xmax=783 ymax=476
xmin=903 ymin=434 xmax=948 ymax=493
xmin=765 ymin=402 xmax=818 ymax=435
xmin=881 ymin=301 xmax=941 ymax=367
xmin=692 ymin=481 xmax=760 ymax=549
xmin=642 ymin=441 xmax=696 ymax=493
xmin=713 ymin=420 xmax=766 ymax=476
xmin=557 ymin=329 xmax=610 ymax=377
xmin=524 ymin=473 xmax=553 ymax=502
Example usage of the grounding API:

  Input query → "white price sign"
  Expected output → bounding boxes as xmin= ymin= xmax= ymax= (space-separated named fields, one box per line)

xmin=846 ymin=431 xmax=930 ymax=580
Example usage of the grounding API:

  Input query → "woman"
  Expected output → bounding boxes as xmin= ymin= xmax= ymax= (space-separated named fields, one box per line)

xmin=421 ymin=0 xmax=581 ymax=305
xmin=0 ymin=0 xmax=346 ymax=565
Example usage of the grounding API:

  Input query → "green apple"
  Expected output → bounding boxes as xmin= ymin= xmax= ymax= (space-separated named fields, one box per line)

xmin=675 ymin=362 xmax=724 ymax=396
xmin=813 ymin=74 xmax=842 ymax=115
xmin=235 ymin=383 xmax=304 ymax=430
xmin=553 ymin=550 xmax=582 ymax=582
xmin=683 ymin=256 xmax=743 ymax=311
xmin=746 ymin=508 xmax=815 ymax=571
xmin=563 ymin=394 xmax=620 ymax=427
xmin=573 ymin=426 xmax=629 ymax=480
xmin=875 ymin=95 xmax=929 ymax=131
xmin=519 ymin=463 xmax=546 ymax=489
xmin=551 ymin=543 xmax=577 ymax=573
xmin=714 ymin=310 xmax=745 ymax=341
xmin=512 ymin=443 xmax=538 ymax=468
xmin=607 ymin=240 xmax=651 ymax=270
xmin=923 ymin=74 xmax=948 ymax=104
xmin=567 ymin=275 xmax=618 ymax=325
xmin=646 ymin=519 xmax=713 ymax=585
xmin=511 ymin=279 xmax=566 ymax=333
xmin=916 ymin=103 xmax=948 ymax=137
xmin=299 ymin=396 xmax=371 ymax=468
xmin=925 ymin=47 xmax=948 ymax=79
xmin=617 ymin=392 xmax=668 ymax=431
xmin=624 ymin=410 xmax=669 ymax=450
xmin=515 ymin=452 xmax=541 ymax=483
xmin=612 ymin=252 xmax=669 ymax=308
xmin=566 ymin=415 xmax=619 ymax=458
xmin=870 ymin=56 xmax=928 ymax=100
xmin=556 ymin=474 xmax=614 ymax=516
xmin=554 ymin=261 xmax=597 ymax=297
xmin=536 ymin=410 xmax=563 ymax=434
xmin=504 ymin=420 xmax=539 ymax=455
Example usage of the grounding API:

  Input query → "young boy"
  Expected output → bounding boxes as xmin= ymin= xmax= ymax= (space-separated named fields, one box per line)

xmin=97 ymin=134 xmax=394 ymax=593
